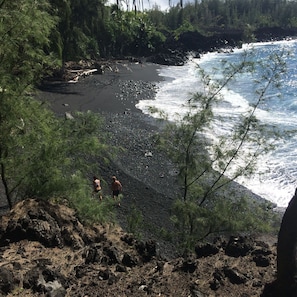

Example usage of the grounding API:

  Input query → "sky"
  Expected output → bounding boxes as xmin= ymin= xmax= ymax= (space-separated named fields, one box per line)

xmin=107 ymin=0 xmax=191 ymax=11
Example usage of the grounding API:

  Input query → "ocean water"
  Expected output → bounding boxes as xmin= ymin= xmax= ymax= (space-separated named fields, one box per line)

xmin=136 ymin=39 xmax=297 ymax=208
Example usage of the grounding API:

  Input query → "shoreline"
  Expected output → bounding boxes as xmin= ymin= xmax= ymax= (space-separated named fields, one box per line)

xmin=38 ymin=60 xmax=283 ymax=250
xmin=39 ymin=60 xmax=162 ymax=115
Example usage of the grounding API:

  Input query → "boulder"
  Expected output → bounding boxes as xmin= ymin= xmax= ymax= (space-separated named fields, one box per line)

xmin=0 ymin=199 xmax=94 ymax=249
xmin=135 ymin=239 xmax=157 ymax=262
xmin=225 ymin=236 xmax=254 ymax=257
xmin=276 ymin=188 xmax=297 ymax=295
xmin=0 ymin=266 xmax=15 ymax=294
xmin=252 ymin=248 xmax=272 ymax=267
xmin=195 ymin=242 xmax=220 ymax=258
xmin=146 ymin=51 xmax=187 ymax=66
xmin=223 ymin=266 xmax=247 ymax=284
xmin=262 ymin=188 xmax=297 ymax=296
xmin=23 ymin=266 xmax=68 ymax=296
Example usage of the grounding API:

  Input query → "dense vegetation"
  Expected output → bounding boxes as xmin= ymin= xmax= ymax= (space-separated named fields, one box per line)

xmin=45 ymin=0 xmax=297 ymax=62
xmin=0 ymin=0 xmax=115 ymax=223
xmin=150 ymin=50 xmax=285 ymax=250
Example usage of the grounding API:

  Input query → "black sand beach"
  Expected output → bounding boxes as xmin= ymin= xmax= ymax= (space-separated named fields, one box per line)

xmin=40 ymin=61 xmax=162 ymax=114
xmin=37 ymin=60 xmax=280 ymax=256
xmin=39 ymin=61 xmax=182 ymax=255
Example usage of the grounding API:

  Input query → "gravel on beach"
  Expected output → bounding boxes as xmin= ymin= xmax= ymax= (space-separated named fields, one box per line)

xmin=38 ymin=61 xmax=183 ymax=256
xmin=1 ymin=60 xmax=281 ymax=257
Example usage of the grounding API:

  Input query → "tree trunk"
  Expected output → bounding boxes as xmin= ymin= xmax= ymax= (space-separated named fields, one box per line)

xmin=0 ymin=162 xmax=12 ymax=209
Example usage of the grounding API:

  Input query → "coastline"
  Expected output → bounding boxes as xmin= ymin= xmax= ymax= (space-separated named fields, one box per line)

xmin=39 ymin=61 xmax=162 ymax=115
xmin=39 ymin=60 xmax=282 ymax=251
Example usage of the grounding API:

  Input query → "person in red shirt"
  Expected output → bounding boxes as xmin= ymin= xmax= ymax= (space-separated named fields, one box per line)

xmin=111 ymin=176 xmax=122 ymax=206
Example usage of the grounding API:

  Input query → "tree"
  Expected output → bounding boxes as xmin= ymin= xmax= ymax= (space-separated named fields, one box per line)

xmin=0 ymin=0 xmax=112 ymax=224
xmin=150 ymin=49 xmax=285 ymax=250
xmin=0 ymin=0 xmax=58 ymax=208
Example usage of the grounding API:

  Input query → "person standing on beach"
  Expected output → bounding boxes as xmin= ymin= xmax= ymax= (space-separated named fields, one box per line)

xmin=93 ymin=176 xmax=102 ymax=201
xmin=111 ymin=176 xmax=122 ymax=206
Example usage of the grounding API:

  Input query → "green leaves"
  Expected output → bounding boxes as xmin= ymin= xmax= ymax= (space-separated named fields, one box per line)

xmin=0 ymin=1 xmax=59 ymax=209
xmin=150 ymin=49 xmax=286 ymax=251
xmin=1 ymin=90 xmax=112 ymax=213
xmin=0 ymin=1 xmax=113 ymax=222
xmin=0 ymin=0 xmax=58 ymax=86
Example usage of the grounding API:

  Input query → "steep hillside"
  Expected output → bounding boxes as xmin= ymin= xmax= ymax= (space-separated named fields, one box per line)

xmin=0 ymin=198 xmax=277 ymax=297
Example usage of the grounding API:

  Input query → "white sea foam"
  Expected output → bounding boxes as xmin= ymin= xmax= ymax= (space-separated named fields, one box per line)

xmin=137 ymin=40 xmax=297 ymax=207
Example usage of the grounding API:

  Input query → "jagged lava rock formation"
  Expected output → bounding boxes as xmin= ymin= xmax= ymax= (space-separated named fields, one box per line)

xmin=0 ymin=198 xmax=277 ymax=296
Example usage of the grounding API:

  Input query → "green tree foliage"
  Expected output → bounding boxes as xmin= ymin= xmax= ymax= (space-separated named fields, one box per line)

xmin=106 ymin=9 xmax=166 ymax=57
xmin=0 ymin=0 xmax=113 ymax=225
xmin=146 ymin=0 xmax=297 ymax=40
xmin=149 ymin=49 xmax=285 ymax=251
xmin=1 ymin=89 xmax=110 ymax=213
xmin=67 ymin=185 xmax=116 ymax=224
xmin=18 ymin=0 xmax=294 ymax=62
xmin=49 ymin=0 xmax=107 ymax=60
xmin=0 ymin=0 xmax=58 ymax=85
xmin=47 ymin=0 xmax=166 ymax=60
xmin=127 ymin=204 xmax=144 ymax=239
xmin=7 ymin=0 xmax=292 ymax=63
xmin=0 ymin=0 xmax=58 ymax=208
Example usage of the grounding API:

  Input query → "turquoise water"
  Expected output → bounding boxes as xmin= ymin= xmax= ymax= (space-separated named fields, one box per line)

xmin=137 ymin=40 xmax=297 ymax=207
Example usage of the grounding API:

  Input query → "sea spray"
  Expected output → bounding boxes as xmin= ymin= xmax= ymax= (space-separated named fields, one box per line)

xmin=137 ymin=40 xmax=297 ymax=207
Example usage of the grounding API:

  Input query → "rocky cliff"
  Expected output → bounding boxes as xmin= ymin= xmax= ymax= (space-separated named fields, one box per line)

xmin=0 ymin=198 xmax=277 ymax=297
xmin=147 ymin=27 xmax=297 ymax=66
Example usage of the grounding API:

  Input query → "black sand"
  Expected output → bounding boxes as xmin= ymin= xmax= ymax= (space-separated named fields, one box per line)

xmin=39 ymin=61 xmax=182 ymax=256
xmin=40 ymin=61 xmax=162 ymax=114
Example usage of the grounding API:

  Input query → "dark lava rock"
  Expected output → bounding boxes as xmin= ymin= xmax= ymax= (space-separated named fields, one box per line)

xmin=225 ymin=236 xmax=254 ymax=257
